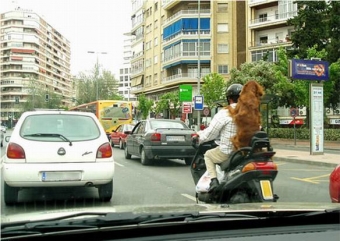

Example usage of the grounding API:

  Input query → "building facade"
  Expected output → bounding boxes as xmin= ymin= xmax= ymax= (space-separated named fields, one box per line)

xmin=129 ymin=0 xmax=246 ymax=118
xmin=0 ymin=8 xmax=73 ymax=125
xmin=118 ymin=34 xmax=136 ymax=102
xmin=246 ymin=0 xmax=297 ymax=62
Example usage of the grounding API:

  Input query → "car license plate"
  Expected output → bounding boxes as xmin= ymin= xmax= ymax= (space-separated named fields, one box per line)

xmin=166 ymin=136 xmax=185 ymax=141
xmin=260 ymin=180 xmax=273 ymax=200
xmin=41 ymin=171 xmax=82 ymax=182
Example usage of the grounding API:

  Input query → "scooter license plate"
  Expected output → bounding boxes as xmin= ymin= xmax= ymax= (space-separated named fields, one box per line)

xmin=260 ymin=180 xmax=273 ymax=200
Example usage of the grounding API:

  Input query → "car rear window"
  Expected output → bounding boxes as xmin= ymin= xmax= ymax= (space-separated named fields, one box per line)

xmin=20 ymin=114 xmax=100 ymax=141
xmin=150 ymin=121 xmax=187 ymax=129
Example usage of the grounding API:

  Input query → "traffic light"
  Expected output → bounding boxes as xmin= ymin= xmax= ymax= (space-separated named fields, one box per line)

xmin=45 ymin=94 xmax=49 ymax=102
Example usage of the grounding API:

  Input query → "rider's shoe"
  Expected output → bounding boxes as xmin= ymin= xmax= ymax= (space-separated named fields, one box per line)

xmin=208 ymin=178 xmax=219 ymax=193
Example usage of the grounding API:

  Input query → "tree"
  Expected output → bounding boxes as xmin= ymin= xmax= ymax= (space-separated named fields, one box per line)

xmin=154 ymin=90 xmax=181 ymax=119
xmin=227 ymin=56 xmax=303 ymax=108
xmin=287 ymin=1 xmax=340 ymax=64
xmin=137 ymin=93 xmax=153 ymax=120
xmin=200 ymin=73 xmax=226 ymax=110
xmin=75 ymin=64 xmax=122 ymax=104
xmin=22 ymin=77 xmax=63 ymax=112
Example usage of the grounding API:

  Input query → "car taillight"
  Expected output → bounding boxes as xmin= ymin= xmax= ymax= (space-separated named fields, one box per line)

xmin=97 ymin=143 xmax=112 ymax=158
xmin=242 ymin=162 xmax=277 ymax=173
xmin=7 ymin=143 xmax=25 ymax=159
xmin=151 ymin=133 xmax=161 ymax=141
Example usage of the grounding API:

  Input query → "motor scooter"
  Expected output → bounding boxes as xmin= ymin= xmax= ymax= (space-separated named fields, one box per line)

xmin=190 ymin=131 xmax=279 ymax=204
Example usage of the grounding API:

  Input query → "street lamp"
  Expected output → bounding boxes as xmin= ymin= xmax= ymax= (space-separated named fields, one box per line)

xmin=87 ymin=51 xmax=107 ymax=100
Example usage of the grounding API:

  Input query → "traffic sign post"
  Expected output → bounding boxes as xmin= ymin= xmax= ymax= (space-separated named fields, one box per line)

xmin=290 ymin=107 xmax=298 ymax=146
xmin=194 ymin=95 xmax=204 ymax=110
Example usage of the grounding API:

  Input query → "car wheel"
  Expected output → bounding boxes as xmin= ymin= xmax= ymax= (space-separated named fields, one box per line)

xmin=98 ymin=180 xmax=113 ymax=202
xmin=4 ymin=182 xmax=19 ymax=205
xmin=124 ymin=145 xmax=131 ymax=159
xmin=119 ymin=139 xmax=123 ymax=149
xmin=184 ymin=158 xmax=192 ymax=166
xmin=141 ymin=148 xmax=152 ymax=166
xmin=110 ymin=139 xmax=114 ymax=147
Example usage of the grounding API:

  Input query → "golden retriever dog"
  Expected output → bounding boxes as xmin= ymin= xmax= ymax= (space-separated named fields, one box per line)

xmin=230 ymin=80 xmax=264 ymax=150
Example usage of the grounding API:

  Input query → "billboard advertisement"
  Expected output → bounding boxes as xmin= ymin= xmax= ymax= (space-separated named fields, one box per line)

xmin=290 ymin=59 xmax=329 ymax=81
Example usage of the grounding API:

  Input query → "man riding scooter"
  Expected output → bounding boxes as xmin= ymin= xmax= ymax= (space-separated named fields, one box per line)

xmin=195 ymin=84 xmax=243 ymax=192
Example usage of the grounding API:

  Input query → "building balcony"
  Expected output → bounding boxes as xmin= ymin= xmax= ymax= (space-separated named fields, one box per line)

xmin=249 ymin=37 xmax=292 ymax=48
xmin=161 ymin=73 xmax=208 ymax=85
xmin=162 ymin=30 xmax=211 ymax=45
xmin=163 ymin=9 xmax=211 ymax=27
xmin=162 ymin=52 xmax=211 ymax=69
xmin=248 ymin=0 xmax=278 ymax=8
xmin=249 ymin=11 xmax=297 ymax=29
xmin=161 ymin=0 xmax=180 ymax=10
xmin=131 ymin=50 xmax=144 ymax=61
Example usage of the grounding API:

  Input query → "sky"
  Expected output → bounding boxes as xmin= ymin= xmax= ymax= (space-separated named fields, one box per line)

xmin=1 ymin=0 xmax=132 ymax=77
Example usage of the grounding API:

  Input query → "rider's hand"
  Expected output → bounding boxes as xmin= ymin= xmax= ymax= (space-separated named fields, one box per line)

xmin=191 ymin=134 xmax=199 ymax=147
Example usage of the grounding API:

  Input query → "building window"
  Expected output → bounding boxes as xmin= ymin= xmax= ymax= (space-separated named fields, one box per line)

xmin=259 ymin=36 xmax=268 ymax=45
xmin=154 ymin=37 xmax=158 ymax=46
xmin=154 ymin=19 xmax=158 ymax=29
xmin=259 ymin=13 xmax=267 ymax=22
xmin=154 ymin=55 xmax=158 ymax=64
xmin=217 ymin=3 xmax=228 ymax=13
xmin=217 ymin=23 xmax=228 ymax=32
xmin=218 ymin=65 xmax=228 ymax=74
xmin=217 ymin=44 xmax=229 ymax=53
xmin=155 ymin=2 xmax=158 ymax=11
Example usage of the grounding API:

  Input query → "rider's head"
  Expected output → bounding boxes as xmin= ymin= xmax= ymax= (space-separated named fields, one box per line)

xmin=226 ymin=83 xmax=243 ymax=104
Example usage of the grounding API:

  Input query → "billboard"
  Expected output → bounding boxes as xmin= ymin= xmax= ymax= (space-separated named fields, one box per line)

xmin=289 ymin=59 xmax=329 ymax=81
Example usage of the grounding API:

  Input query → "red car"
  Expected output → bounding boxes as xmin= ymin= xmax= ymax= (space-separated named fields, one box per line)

xmin=110 ymin=124 xmax=135 ymax=149
xmin=329 ymin=164 xmax=340 ymax=203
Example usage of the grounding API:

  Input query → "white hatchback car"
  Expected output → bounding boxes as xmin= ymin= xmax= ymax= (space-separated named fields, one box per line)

xmin=3 ymin=110 xmax=114 ymax=205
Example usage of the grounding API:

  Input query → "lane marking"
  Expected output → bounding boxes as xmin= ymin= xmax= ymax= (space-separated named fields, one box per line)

xmin=181 ymin=193 xmax=197 ymax=202
xmin=291 ymin=173 xmax=330 ymax=184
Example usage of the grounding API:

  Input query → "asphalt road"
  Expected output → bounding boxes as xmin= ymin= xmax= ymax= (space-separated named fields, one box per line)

xmin=1 ymin=135 xmax=335 ymax=216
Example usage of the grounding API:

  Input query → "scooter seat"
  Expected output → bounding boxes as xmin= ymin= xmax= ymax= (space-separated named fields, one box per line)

xmin=220 ymin=150 xmax=246 ymax=171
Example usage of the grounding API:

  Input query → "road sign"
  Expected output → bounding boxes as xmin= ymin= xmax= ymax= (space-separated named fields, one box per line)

xmin=203 ymin=107 xmax=210 ymax=116
xmin=179 ymin=85 xmax=192 ymax=102
xmin=194 ymin=95 xmax=204 ymax=110
xmin=290 ymin=108 xmax=298 ymax=117
xmin=182 ymin=102 xmax=192 ymax=114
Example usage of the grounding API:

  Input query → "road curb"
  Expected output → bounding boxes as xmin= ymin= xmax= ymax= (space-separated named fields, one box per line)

xmin=273 ymin=156 xmax=337 ymax=168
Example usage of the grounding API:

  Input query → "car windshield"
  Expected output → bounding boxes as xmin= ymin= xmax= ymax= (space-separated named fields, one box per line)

xmin=20 ymin=114 xmax=100 ymax=141
xmin=1 ymin=1 xmax=340 ymax=239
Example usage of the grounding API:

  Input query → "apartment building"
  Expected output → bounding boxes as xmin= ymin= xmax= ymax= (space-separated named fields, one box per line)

xmin=129 ymin=0 xmax=246 ymax=107
xmin=0 ymin=8 xmax=73 ymax=124
xmin=118 ymin=34 xmax=137 ymax=102
xmin=247 ymin=0 xmax=297 ymax=62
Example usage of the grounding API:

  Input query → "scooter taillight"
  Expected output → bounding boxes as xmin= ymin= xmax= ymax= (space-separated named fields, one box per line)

xmin=242 ymin=161 xmax=277 ymax=173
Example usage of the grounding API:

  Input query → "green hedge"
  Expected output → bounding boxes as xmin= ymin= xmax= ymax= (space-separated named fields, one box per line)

xmin=267 ymin=128 xmax=340 ymax=141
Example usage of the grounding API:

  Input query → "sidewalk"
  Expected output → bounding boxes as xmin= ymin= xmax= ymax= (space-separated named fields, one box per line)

xmin=270 ymin=138 xmax=339 ymax=168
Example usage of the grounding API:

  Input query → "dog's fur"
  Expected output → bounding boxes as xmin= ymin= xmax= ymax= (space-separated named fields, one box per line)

xmin=230 ymin=80 xmax=264 ymax=150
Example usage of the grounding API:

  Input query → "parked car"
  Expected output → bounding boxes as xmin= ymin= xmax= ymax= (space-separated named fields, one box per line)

xmin=124 ymin=119 xmax=196 ymax=166
xmin=110 ymin=123 xmax=135 ymax=149
xmin=329 ymin=164 xmax=340 ymax=203
xmin=2 ymin=110 xmax=114 ymax=205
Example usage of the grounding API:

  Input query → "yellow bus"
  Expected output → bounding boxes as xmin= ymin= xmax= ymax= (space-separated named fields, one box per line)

xmin=69 ymin=100 xmax=133 ymax=136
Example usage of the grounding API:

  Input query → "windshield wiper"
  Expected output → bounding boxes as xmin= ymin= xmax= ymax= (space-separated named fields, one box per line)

xmin=23 ymin=133 xmax=73 ymax=146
